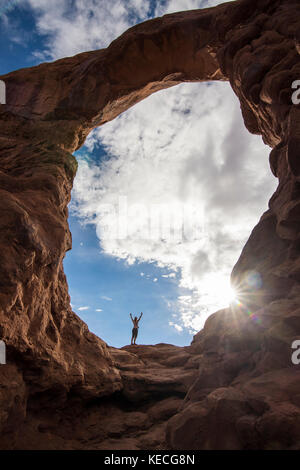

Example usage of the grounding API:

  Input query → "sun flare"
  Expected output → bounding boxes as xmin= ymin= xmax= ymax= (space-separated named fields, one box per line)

xmin=218 ymin=282 xmax=237 ymax=305
xmin=201 ymin=273 xmax=238 ymax=309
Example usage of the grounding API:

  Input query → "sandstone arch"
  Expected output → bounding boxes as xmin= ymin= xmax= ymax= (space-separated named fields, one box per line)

xmin=0 ymin=0 xmax=300 ymax=450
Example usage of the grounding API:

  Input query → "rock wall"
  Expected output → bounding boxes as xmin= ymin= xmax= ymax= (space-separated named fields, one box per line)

xmin=0 ymin=0 xmax=300 ymax=449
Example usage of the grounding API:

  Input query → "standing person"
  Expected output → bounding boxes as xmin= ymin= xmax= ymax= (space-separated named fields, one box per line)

xmin=130 ymin=312 xmax=143 ymax=345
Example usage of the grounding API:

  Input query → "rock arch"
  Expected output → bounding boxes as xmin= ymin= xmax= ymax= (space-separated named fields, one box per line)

xmin=0 ymin=0 xmax=300 ymax=450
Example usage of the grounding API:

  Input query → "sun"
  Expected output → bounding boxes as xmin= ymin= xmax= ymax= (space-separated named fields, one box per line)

xmin=218 ymin=282 xmax=237 ymax=305
xmin=228 ymin=286 xmax=238 ymax=303
xmin=202 ymin=273 xmax=238 ymax=308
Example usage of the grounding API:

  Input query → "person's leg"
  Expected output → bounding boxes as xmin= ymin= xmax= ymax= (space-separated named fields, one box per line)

xmin=131 ymin=330 xmax=134 ymax=345
xmin=134 ymin=329 xmax=138 ymax=345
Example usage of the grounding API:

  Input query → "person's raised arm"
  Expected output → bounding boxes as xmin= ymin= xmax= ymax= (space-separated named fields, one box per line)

xmin=138 ymin=312 xmax=143 ymax=322
xmin=130 ymin=313 xmax=134 ymax=324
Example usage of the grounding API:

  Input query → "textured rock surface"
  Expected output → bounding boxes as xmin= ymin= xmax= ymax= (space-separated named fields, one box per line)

xmin=0 ymin=0 xmax=300 ymax=449
xmin=9 ymin=344 xmax=196 ymax=450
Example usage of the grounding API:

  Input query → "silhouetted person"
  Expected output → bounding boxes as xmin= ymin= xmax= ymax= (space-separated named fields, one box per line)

xmin=130 ymin=312 xmax=143 ymax=345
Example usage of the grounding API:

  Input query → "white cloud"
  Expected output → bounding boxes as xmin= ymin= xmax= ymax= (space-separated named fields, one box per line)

xmin=169 ymin=321 xmax=183 ymax=332
xmin=162 ymin=273 xmax=176 ymax=278
xmin=154 ymin=0 xmax=235 ymax=16
xmin=96 ymin=308 xmax=103 ymax=312
xmin=140 ymin=272 xmax=145 ymax=276
xmin=78 ymin=306 xmax=90 ymax=311
xmin=72 ymin=80 xmax=277 ymax=332
xmin=101 ymin=295 xmax=112 ymax=301
xmin=25 ymin=0 xmax=152 ymax=61
xmin=153 ymin=278 xmax=158 ymax=282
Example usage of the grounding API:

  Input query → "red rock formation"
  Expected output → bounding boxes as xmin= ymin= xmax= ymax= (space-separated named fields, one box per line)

xmin=0 ymin=0 xmax=300 ymax=449
xmin=9 ymin=344 xmax=196 ymax=450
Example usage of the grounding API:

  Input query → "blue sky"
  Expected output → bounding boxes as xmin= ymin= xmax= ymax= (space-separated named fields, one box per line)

xmin=65 ymin=214 xmax=187 ymax=346
xmin=0 ymin=0 xmax=277 ymax=347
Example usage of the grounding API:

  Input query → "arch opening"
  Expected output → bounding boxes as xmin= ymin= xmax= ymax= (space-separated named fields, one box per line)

xmin=65 ymin=80 xmax=277 ymax=347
